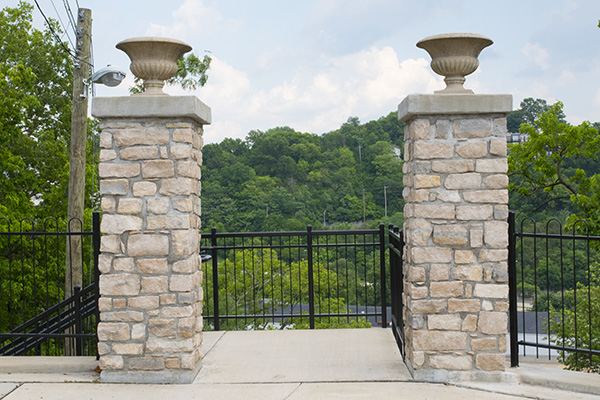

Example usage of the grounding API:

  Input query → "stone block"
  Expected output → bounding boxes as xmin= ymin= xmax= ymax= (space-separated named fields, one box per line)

xmin=471 ymin=337 xmax=497 ymax=351
xmin=444 ymin=173 xmax=482 ymax=190
xmin=456 ymin=141 xmax=487 ymax=158
xmin=100 ymin=149 xmax=117 ymax=162
xmin=411 ymin=300 xmax=447 ymax=314
xmin=99 ymin=132 xmax=113 ymax=148
xmin=407 ymin=266 xmax=426 ymax=283
xmin=429 ymin=355 xmax=472 ymax=370
xmin=98 ymin=322 xmax=130 ymax=341
xmin=146 ymin=337 xmax=194 ymax=354
xmin=100 ymin=235 xmax=122 ymax=253
xmin=113 ymin=129 xmax=170 ymax=147
xmin=120 ymin=146 xmax=159 ymax=160
xmin=101 ymin=215 xmax=143 ymax=235
xmin=454 ymin=250 xmax=475 ymax=264
xmin=171 ymin=144 xmax=192 ymax=159
xmin=100 ymin=179 xmax=129 ymax=195
xmin=433 ymin=225 xmax=468 ymax=246
xmin=464 ymin=190 xmax=508 ymax=204
xmin=478 ymin=249 xmax=508 ymax=262
xmin=100 ymin=274 xmax=140 ymax=296
xmin=411 ymin=247 xmax=453 ymax=264
xmin=430 ymin=281 xmax=463 ymax=298
xmin=414 ymin=142 xmax=453 ymax=159
xmin=128 ymin=296 xmax=160 ymax=310
xmin=141 ymin=276 xmax=169 ymax=293
xmin=475 ymin=354 xmax=505 ymax=371
xmin=132 ymin=181 xmax=157 ymax=196
xmin=112 ymin=343 xmax=144 ymax=355
xmin=473 ymin=284 xmax=508 ymax=299
xmin=409 ymin=119 xmax=430 ymax=140
xmin=476 ymin=159 xmax=508 ymax=173
xmin=172 ymin=230 xmax=199 ymax=256
xmin=484 ymin=174 xmax=509 ymax=189
xmin=160 ymin=306 xmax=194 ymax=318
xmin=99 ymin=163 xmax=141 ymax=179
xmin=489 ymin=138 xmax=507 ymax=156
xmin=129 ymin=356 xmax=165 ymax=371
xmin=128 ymin=234 xmax=169 ymax=257
xmin=428 ymin=314 xmax=462 ymax=330
xmin=413 ymin=331 xmax=467 ymax=351
xmin=430 ymin=264 xmax=449 ymax=281
xmin=478 ymin=311 xmax=508 ymax=335
xmin=101 ymin=311 xmax=144 ymax=322
xmin=148 ymin=198 xmax=170 ymax=214
xmin=414 ymin=204 xmax=455 ymax=219
xmin=173 ymin=198 xmax=193 ymax=212
xmin=142 ymin=160 xmax=175 ymax=179
xmin=113 ymin=257 xmax=134 ymax=272
xmin=159 ymin=178 xmax=195 ymax=196
xmin=101 ymin=197 xmax=116 ymax=213
xmin=173 ymin=128 xmax=194 ymax=143
xmin=177 ymin=161 xmax=201 ymax=179
xmin=147 ymin=215 xmax=191 ymax=230
xmin=173 ymin=255 xmax=198 ymax=274
xmin=170 ymin=275 xmax=195 ymax=292
xmin=484 ymin=221 xmax=508 ymax=248
xmin=451 ymin=265 xmax=483 ymax=281
xmin=461 ymin=314 xmax=478 ymax=332
xmin=431 ymin=160 xmax=474 ymax=173
xmin=100 ymin=355 xmax=124 ymax=370
xmin=453 ymin=119 xmax=492 ymax=138
xmin=117 ymin=198 xmax=143 ymax=215
xmin=448 ymin=299 xmax=481 ymax=313
xmin=136 ymin=258 xmax=169 ymax=274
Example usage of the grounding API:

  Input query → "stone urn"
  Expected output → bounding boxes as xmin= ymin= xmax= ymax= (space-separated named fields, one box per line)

xmin=417 ymin=33 xmax=493 ymax=94
xmin=116 ymin=37 xmax=192 ymax=96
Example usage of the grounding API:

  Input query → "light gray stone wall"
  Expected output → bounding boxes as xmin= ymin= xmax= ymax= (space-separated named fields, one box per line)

xmin=398 ymin=94 xmax=512 ymax=382
xmin=92 ymin=96 xmax=210 ymax=384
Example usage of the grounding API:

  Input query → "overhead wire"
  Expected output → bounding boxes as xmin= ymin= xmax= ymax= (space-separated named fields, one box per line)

xmin=32 ymin=0 xmax=79 ymax=60
xmin=62 ymin=0 xmax=78 ymax=36
xmin=48 ymin=0 xmax=75 ymax=49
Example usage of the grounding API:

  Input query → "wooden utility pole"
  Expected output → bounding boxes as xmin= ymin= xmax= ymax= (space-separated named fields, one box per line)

xmin=66 ymin=8 xmax=92 ymax=300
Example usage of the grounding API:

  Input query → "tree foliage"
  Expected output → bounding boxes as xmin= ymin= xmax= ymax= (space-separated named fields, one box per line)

xmin=201 ymin=113 xmax=405 ymax=232
xmin=508 ymin=101 xmax=600 ymax=234
xmin=130 ymin=52 xmax=211 ymax=94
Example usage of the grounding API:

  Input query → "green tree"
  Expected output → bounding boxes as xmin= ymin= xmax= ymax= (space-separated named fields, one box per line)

xmin=508 ymin=102 xmax=600 ymax=234
xmin=130 ymin=52 xmax=211 ymax=94
xmin=0 ymin=1 xmax=76 ymax=221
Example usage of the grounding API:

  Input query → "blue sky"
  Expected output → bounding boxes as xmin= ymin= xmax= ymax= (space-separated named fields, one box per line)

xmin=8 ymin=0 xmax=600 ymax=143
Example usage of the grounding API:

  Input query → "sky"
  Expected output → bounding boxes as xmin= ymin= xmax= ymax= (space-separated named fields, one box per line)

xmin=8 ymin=0 xmax=600 ymax=143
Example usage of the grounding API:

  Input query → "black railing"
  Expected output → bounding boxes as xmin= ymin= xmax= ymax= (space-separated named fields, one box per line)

xmin=508 ymin=211 xmax=600 ymax=368
xmin=388 ymin=225 xmax=405 ymax=359
xmin=0 ymin=212 xmax=100 ymax=356
xmin=201 ymin=225 xmax=388 ymax=331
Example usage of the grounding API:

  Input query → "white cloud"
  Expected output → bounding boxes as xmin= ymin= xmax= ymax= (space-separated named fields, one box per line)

xmin=522 ymin=43 xmax=550 ymax=70
xmin=145 ymin=0 xmax=241 ymax=40
xmin=193 ymin=46 xmax=438 ymax=143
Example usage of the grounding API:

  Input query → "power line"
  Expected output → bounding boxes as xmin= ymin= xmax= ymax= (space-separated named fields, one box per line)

xmin=48 ymin=0 xmax=75 ymax=49
xmin=62 ymin=0 xmax=78 ymax=36
xmin=32 ymin=0 xmax=77 ymax=59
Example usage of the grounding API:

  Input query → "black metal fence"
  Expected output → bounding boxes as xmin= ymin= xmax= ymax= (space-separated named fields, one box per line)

xmin=508 ymin=211 xmax=600 ymax=369
xmin=388 ymin=225 xmax=405 ymax=359
xmin=0 ymin=212 xmax=100 ymax=356
xmin=201 ymin=225 xmax=388 ymax=331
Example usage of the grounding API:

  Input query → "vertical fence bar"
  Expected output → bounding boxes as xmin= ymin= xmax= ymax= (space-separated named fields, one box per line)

xmin=92 ymin=212 xmax=101 ymax=358
xmin=307 ymin=225 xmax=315 ymax=329
xmin=508 ymin=211 xmax=519 ymax=367
xmin=74 ymin=285 xmax=83 ymax=356
xmin=211 ymin=227 xmax=220 ymax=331
xmin=379 ymin=223 xmax=387 ymax=328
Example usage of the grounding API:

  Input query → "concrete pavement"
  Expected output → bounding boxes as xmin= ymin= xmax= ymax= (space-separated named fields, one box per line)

xmin=0 ymin=329 xmax=598 ymax=399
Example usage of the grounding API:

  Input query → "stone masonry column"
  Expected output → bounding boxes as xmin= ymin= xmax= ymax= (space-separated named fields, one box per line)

xmin=399 ymin=95 xmax=512 ymax=382
xmin=92 ymin=95 xmax=210 ymax=383
xmin=398 ymin=33 xmax=512 ymax=382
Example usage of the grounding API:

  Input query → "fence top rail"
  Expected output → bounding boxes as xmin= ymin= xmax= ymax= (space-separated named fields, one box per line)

xmin=515 ymin=231 xmax=600 ymax=242
xmin=201 ymin=228 xmax=381 ymax=239
xmin=0 ymin=230 xmax=94 ymax=237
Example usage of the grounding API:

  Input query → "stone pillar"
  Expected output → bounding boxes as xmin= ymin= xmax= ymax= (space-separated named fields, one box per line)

xmin=398 ymin=93 xmax=512 ymax=382
xmin=92 ymin=96 xmax=210 ymax=383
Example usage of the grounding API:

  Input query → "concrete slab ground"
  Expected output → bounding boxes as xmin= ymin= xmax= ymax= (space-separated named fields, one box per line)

xmin=0 ymin=329 xmax=599 ymax=399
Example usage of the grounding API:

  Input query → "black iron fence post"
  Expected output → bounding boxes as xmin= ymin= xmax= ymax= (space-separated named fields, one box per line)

xmin=74 ymin=285 xmax=83 ymax=356
xmin=92 ymin=211 xmax=100 ymax=358
xmin=379 ymin=223 xmax=387 ymax=328
xmin=307 ymin=225 xmax=315 ymax=329
xmin=508 ymin=211 xmax=519 ymax=367
xmin=211 ymin=227 xmax=220 ymax=331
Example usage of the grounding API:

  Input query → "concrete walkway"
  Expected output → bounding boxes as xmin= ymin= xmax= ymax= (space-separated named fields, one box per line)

xmin=0 ymin=329 xmax=599 ymax=399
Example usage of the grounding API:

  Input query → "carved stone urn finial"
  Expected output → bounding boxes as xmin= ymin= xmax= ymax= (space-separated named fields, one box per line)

xmin=417 ymin=33 xmax=493 ymax=94
xmin=116 ymin=37 xmax=192 ymax=96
